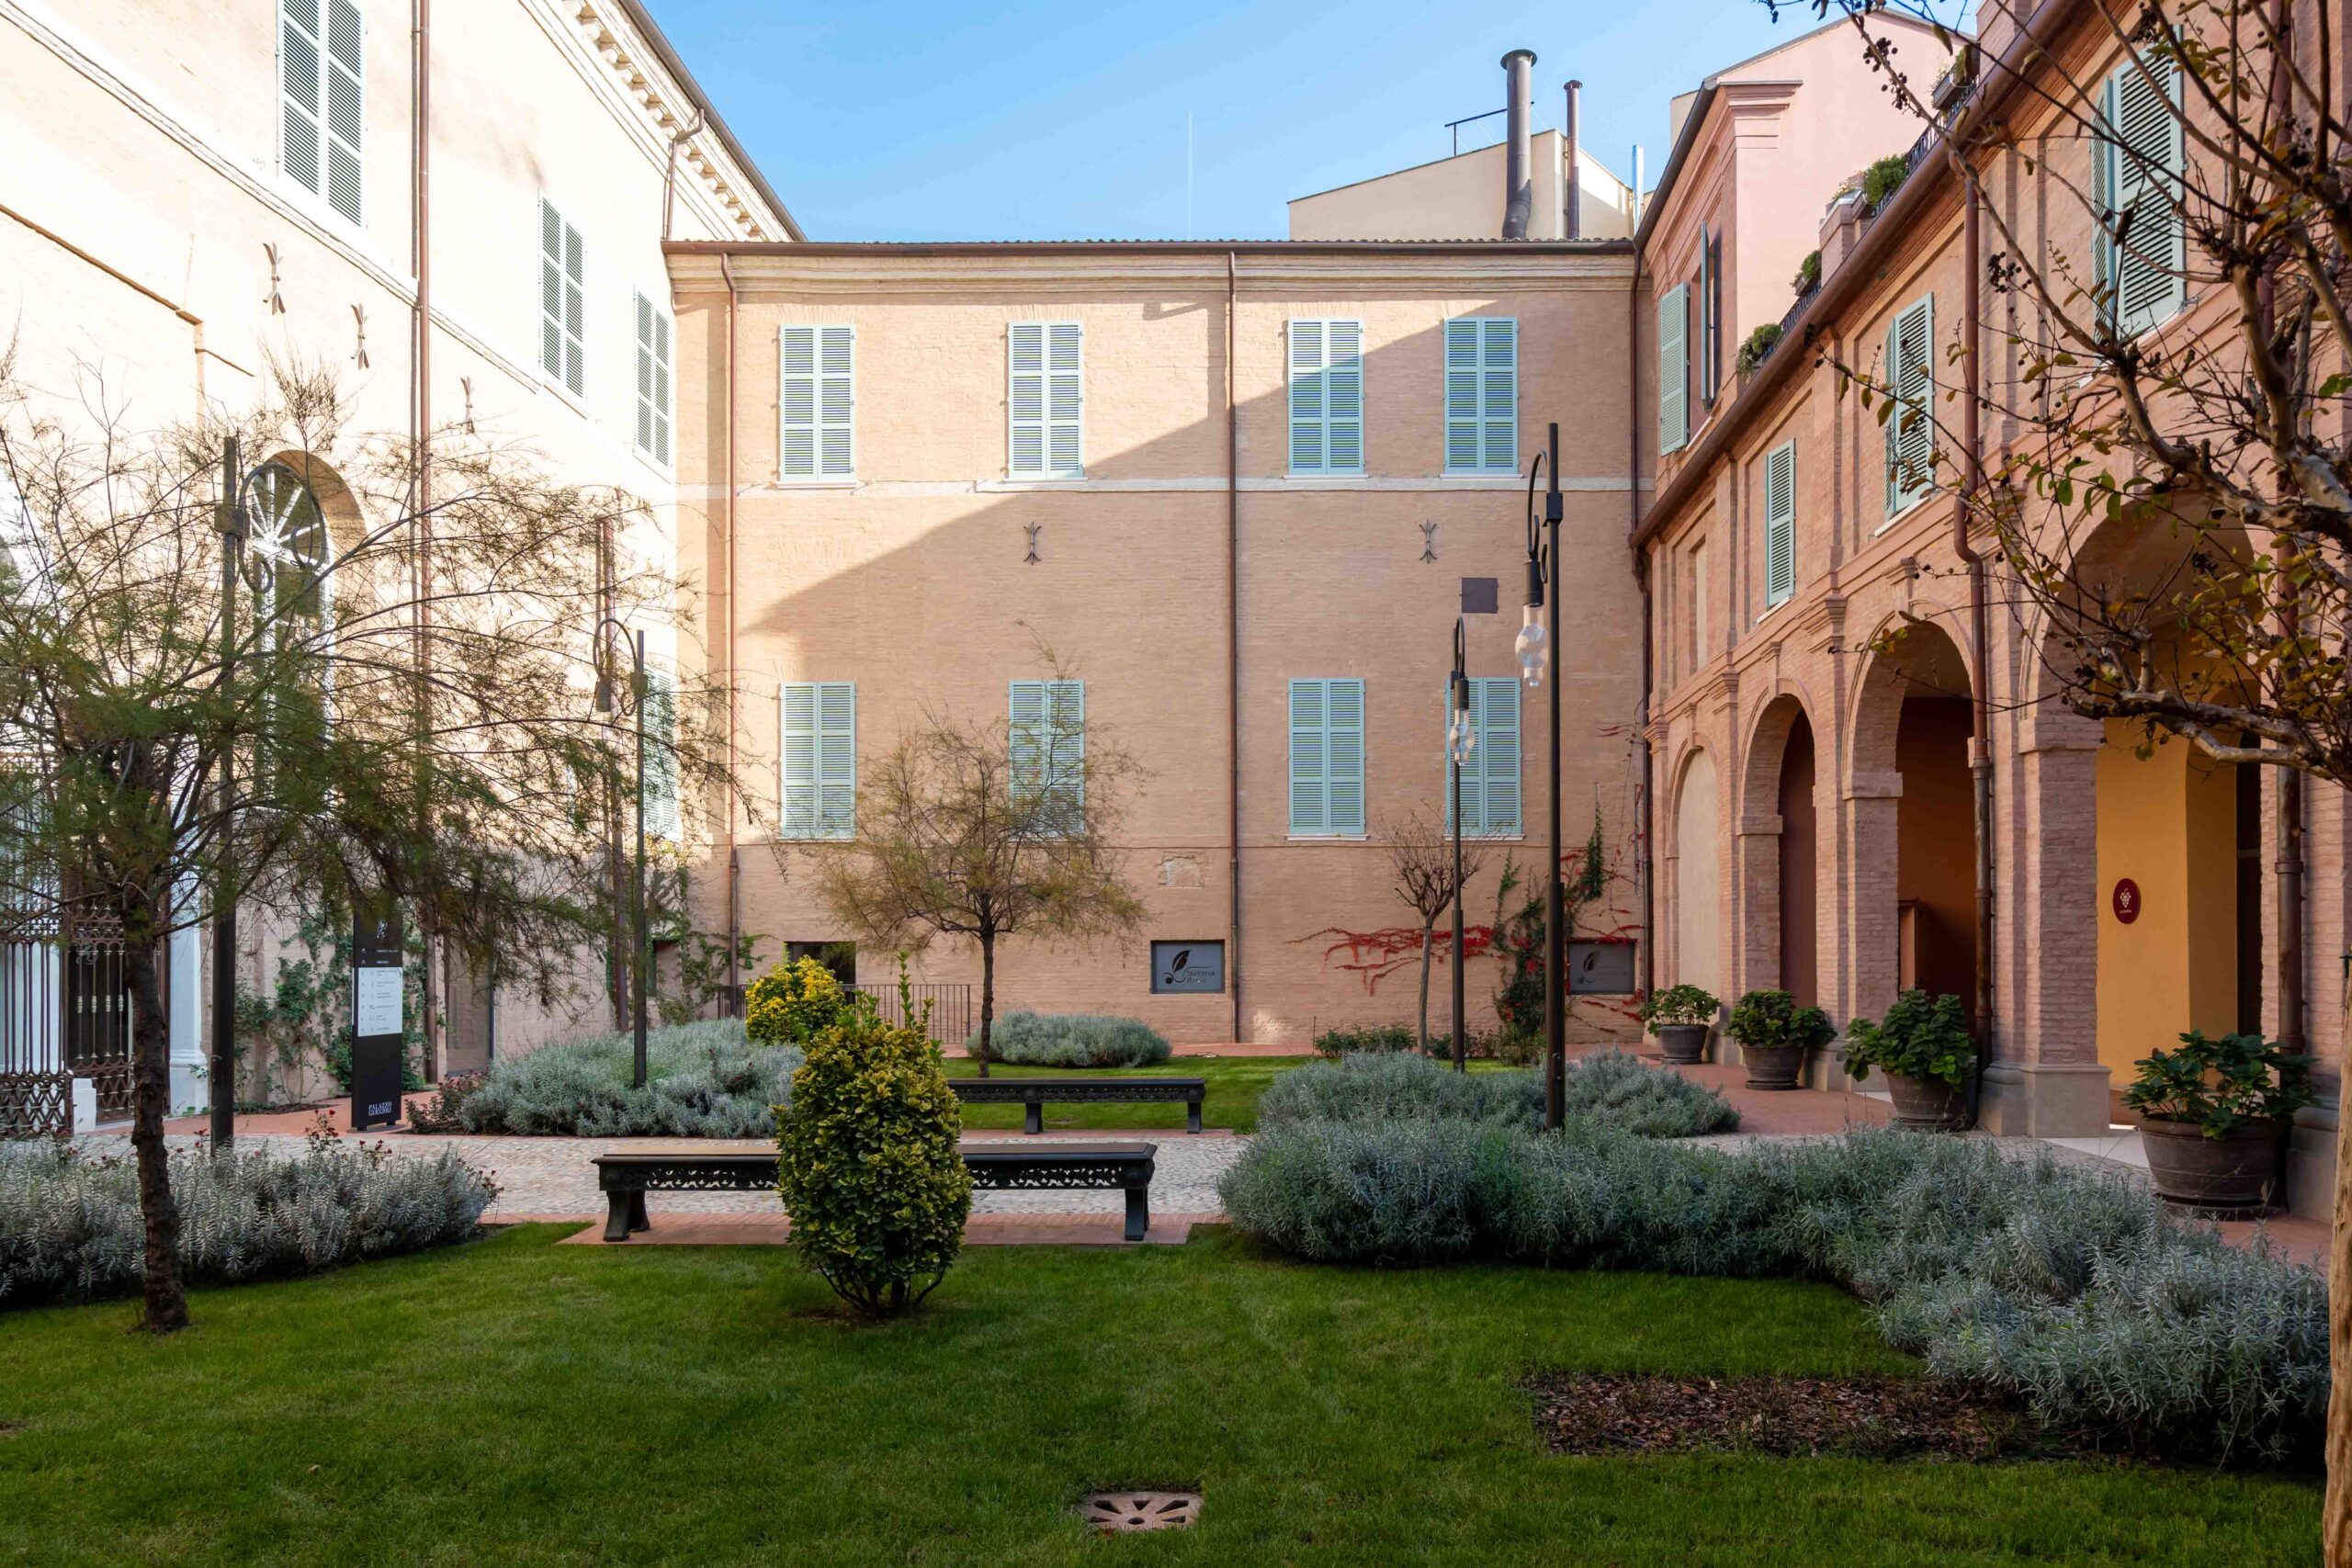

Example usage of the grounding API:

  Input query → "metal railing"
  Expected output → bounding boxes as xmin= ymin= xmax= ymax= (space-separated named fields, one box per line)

xmin=854 ymin=983 xmax=973 ymax=1047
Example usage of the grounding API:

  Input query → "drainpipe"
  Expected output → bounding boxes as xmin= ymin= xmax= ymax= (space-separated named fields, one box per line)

xmin=1629 ymin=186 xmax=1654 ymax=1002
xmin=662 ymin=108 xmax=706 ymax=243
xmin=1953 ymin=160 xmax=1995 ymax=1125
xmin=720 ymin=251 xmax=742 ymax=1010
xmin=1501 ymin=51 xmax=1535 ymax=239
xmin=1227 ymin=251 xmax=1244 ymax=1043
xmin=1563 ymin=80 xmax=1583 ymax=241
xmin=2261 ymin=0 xmax=2307 ymax=1065
xmin=412 ymin=0 xmax=441 ymax=1078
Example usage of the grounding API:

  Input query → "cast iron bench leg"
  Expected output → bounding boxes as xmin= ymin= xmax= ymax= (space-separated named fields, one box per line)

xmin=604 ymin=1188 xmax=637 ymax=1243
xmin=1186 ymin=1099 xmax=1203 ymax=1134
xmin=629 ymin=1190 xmax=650 ymax=1235
xmin=1124 ymin=1181 xmax=1148 ymax=1242
xmin=1024 ymin=1101 xmax=1044 ymax=1135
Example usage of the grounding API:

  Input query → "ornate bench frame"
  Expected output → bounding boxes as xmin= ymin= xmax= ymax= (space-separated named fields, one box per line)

xmin=950 ymin=1077 xmax=1206 ymax=1134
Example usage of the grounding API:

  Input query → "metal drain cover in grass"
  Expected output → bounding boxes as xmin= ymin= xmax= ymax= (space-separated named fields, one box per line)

xmin=1080 ymin=1491 xmax=1201 ymax=1533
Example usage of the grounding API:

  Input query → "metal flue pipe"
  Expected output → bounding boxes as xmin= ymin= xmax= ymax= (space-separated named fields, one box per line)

xmin=1563 ymin=79 xmax=1583 ymax=239
xmin=1501 ymin=50 xmax=1535 ymax=238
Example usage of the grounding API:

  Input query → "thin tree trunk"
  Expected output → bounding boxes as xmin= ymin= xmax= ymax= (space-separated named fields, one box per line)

xmin=976 ymin=936 xmax=994 ymax=1080
xmin=2328 ymin=985 xmax=2352 ymax=1565
xmin=1417 ymin=923 xmax=1434 ymax=1055
xmin=124 ymin=933 xmax=188 ymax=1333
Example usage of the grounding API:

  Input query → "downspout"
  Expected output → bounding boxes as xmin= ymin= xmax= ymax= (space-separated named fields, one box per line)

xmin=662 ymin=108 xmax=706 ymax=243
xmin=2261 ymin=0 xmax=2307 ymax=1064
xmin=720 ymin=251 xmax=742 ymax=1010
xmin=1629 ymin=196 xmax=1654 ymax=1001
xmin=1953 ymin=160 xmax=1995 ymax=1125
xmin=1227 ymin=251 xmax=1243 ymax=1043
xmin=413 ymin=0 xmax=440 ymax=1077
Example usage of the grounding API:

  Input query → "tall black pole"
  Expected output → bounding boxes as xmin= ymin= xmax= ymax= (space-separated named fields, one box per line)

xmin=631 ymin=629 xmax=649 ymax=1091
xmin=209 ymin=437 xmax=241 ymax=1149
xmin=1450 ymin=628 xmax=1467 ymax=1073
xmin=1543 ymin=422 xmax=1566 ymax=1133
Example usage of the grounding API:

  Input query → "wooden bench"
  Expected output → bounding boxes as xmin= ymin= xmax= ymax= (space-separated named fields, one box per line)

xmin=591 ymin=1140 xmax=1159 ymax=1243
xmin=951 ymin=1077 xmax=1206 ymax=1134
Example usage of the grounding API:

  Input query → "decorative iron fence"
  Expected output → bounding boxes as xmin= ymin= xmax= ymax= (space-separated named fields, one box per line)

xmin=854 ymin=983 xmax=973 ymax=1047
xmin=0 ymin=912 xmax=141 ymax=1133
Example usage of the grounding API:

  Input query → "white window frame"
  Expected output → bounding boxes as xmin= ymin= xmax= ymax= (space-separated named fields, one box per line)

xmin=277 ymin=0 xmax=365 ymax=228
xmin=1008 ymin=321 xmax=1084 ymax=479
xmin=539 ymin=197 xmax=585 ymax=399
xmin=634 ymin=291 xmax=673 ymax=468
xmin=780 ymin=324 xmax=856 ymax=481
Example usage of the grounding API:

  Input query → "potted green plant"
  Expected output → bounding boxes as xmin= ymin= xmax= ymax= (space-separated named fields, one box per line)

xmin=2123 ymin=1031 xmax=2313 ymax=1213
xmin=1636 ymin=983 xmax=1720 ymax=1065
xmin=1724 ymin=989 xmax=1835 ymax=1090
xmin=1842 ymin=989 xmax=1973 ymax=1130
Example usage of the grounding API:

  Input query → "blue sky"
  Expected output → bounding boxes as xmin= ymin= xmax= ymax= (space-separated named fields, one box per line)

xmin=644 ymin=1 xmax=1860 ymax=241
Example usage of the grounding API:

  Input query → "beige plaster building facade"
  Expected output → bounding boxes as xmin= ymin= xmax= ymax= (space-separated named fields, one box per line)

xmin=0 ymin=0 xmax=795 ymax=1107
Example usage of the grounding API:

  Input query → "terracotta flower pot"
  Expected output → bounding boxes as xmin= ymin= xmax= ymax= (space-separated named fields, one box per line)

xmin=1740 ymin=1043 xmax=1805 ymax=1091
xmin=1654 ymin=1024 xmax=1710 ymax=1065
xmin=2139 ymin=1115 xmax=2288 ymax=1213
xmin=1884 ymin=1069 xmax=1968 ymax=1132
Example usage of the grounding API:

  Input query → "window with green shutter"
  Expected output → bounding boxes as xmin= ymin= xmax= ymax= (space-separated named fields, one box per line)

xmin=1763 ymin=440 xmax=1796 ymax=608
xmin=634 ymin=292 xmax=673 ymax=466
xmin=643 ymin=671 xmax=680 ymax=841
xmin=280 ymin=0 xmax=364 ymax=226
xmin=539 ymin=198 xmax=584 ymax=397
xmin=781 ymin=682 xmax=856 ymax=840
xmin=2097 ymin=52 xmax=2188 ymax=337
xmin=1658 ymin=285 xmax=1690 ymax=454
xmin=1883 ymin=295 xmax=1935 ymax=516
xmin=1009 ymin=322 xmax=1083 ymax=479
xmin=1288 ymin=319 xmax=1364 ymax=475
xmin=781 ymin=325 xmax=854 ymax=479
xmin=1009 ymin=680 xmax=1085 ymax=827
xmin=1443 ymin=678 xmax=1521 ymax=837
xmin=1443 ymin=318 xmax=1517 ymax=474
xmin=1289 ymin=679 xmax=1367 ymax=837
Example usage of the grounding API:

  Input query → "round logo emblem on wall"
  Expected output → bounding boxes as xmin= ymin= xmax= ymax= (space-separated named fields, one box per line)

xmin=2111 ymin=877 xmax=2142 ymax=926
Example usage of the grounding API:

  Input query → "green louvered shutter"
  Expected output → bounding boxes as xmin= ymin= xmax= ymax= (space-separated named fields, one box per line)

xmin=539 ymin=199 xmax=584 ymax=396
xmin=781 ymin=325 xmax=854 ymax=479
xmin=1763 ymin=441 xmax=1796 ymax=607
xmin=1010 ymin=680 xmax=1084 ymax=824
xmin=1010 ymin=323 xmax=1083 ymax=478
xmin=1658 ymin=285 xmax=1690 ymax=454
xmin=1290 ymin=679 xmax=1364 ymax=836
xmin=2101 ymin=53 xmax=2188 ymax=336
xmin=1883 ymin=296 xmax=1934 ymax=515
xmin=635 ymin=292 xmax=672 ymax=465
xmin=1289 ymin=320 xmax=1326 ymax=473
xmin=1289 ymin=320 xmax=1366 ymax=475
xmin=1444 ymin=318 xmax=1516 ymax=474
xmin=782 ymin=682 xmax=854 ymax=839
xmin=1443 ymin=679 xmax=1522 ymax=836
xmin=643 ymin=671 xmax=679 ymax=840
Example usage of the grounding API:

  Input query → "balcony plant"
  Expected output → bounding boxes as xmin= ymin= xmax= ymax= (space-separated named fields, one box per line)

xmin=1724 ymin=988 xmax=1835 ymax=1090
xmin=1841 ymin=988 xmax=1973 ymax=1131
xmin=1636 ymin=983 xmax=1720 ymax=1065
xmin=1736 ymin=323 xmax=1783 ymax=378
xmin=2122 ymin=1031 xmax=2314 ymax=1213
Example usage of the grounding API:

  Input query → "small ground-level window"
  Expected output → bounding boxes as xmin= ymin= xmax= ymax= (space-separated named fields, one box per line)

xmin=1150 ymin=941 xmax=1225 ymax=995
xmin=786 ymin=941 xmax=857 ymax=987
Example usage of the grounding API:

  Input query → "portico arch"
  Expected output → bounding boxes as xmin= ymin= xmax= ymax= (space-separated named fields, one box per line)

xmin=1737 ymin=693 xmax=1822 ymax=1005
xmin=1668 ymin=745 xmax=1723 ymax=1001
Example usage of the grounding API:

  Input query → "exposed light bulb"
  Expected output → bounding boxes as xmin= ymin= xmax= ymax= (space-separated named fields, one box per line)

xmin=1514 ymin=604 xmax=1549 ymax=688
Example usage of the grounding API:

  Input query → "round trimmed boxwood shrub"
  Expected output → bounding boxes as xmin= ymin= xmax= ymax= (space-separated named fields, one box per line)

xmin=746 ymin=955 xmax=853 ymax=1046
xmin=966 ymin=1010 xmax=1171 ymax=1068
xmin=778 ymin=1006 xmax=972 ymax=1317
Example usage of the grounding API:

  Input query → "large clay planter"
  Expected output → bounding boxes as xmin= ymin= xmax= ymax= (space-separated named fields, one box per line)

xmin=1654 ymin=1024 xmax=1710 ymax=1065
xmin=1740 ymin=1043 xmax=1804 ymax=1091
xmin=2139 ymin=1116 xmax=2288 ymax=1213
xmin=1884 ymin=1070 xmax=1968 ymax=1132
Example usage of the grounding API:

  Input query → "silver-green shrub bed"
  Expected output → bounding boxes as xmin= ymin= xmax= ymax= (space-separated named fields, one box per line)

xmin=1259 ymin=1050 xmax=1736 ymax=1137
xmin=967 ymin=1011 xmax=1171 ymax=1068
xmin=1 ymin=1138 xmax=495 ymax=1308
xmin=1220 ymin=1121 xmax=2323 ymax=1462
xmin=453 ymin=1020 xmax=802 ymax=1136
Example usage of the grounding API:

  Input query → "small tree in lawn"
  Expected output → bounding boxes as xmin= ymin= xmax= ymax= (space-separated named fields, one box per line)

xmin=0 ymin=360 xmax=735 ymax=1333
xmin=1377 ymin=807 xmax=1491 ymax=1055
xmin=814 ymin=662 xmax=1147 ymax=1075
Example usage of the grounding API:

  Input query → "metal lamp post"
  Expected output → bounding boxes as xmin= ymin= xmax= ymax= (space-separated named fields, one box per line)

xmin=1446 ymin=617 xmax=1476 ymax=1073
xmin=1515 ymin=423 xmax=1566 ymax=1130
xmin=592 ymin=618 xmax=650 ymax=1090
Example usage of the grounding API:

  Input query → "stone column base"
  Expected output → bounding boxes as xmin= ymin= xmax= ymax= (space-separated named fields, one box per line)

xmin=1978 ymin=1060 xmax=2110 ymax=1138
xmin=168 ymin=1060 xmax=209 ymax=1120
xmin=2286 ymin=1100 xmax=2338 ymax=1222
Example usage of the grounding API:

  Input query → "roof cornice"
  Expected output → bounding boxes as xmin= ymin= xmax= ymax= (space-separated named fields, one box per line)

xmin=601 ymin=0 xmax=805 ymax=241
xmin=666 ymin=239 xmax=1634 ymax=290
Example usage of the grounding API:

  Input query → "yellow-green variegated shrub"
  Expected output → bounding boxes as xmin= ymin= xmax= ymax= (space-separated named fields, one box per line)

xmin=776 ymin=1009 xmax=971 ymax=1316
xmin=744 ymin=955 xmax=851 ymax=1047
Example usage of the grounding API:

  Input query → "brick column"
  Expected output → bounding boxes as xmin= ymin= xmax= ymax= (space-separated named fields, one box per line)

xmin=1984 ymin=729 xmax=2109 ymax=1136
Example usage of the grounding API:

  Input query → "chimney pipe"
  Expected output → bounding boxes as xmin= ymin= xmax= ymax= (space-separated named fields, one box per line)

xmin=1563 ymin=79 xmax=1582 ymax=240
xmin=1501 ymin=49 xmax=1535 ymax=239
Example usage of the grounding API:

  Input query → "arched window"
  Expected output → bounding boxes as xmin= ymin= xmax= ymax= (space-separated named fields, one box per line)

xmin=246 ymin=461 xmax=332 ymax=628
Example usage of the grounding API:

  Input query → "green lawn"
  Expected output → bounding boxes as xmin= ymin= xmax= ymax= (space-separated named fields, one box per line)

xmin=943 ymin=1053 xmax=1516 ymax=1134
xmin=0 ymin=1227 xmax=2312 ymax=1566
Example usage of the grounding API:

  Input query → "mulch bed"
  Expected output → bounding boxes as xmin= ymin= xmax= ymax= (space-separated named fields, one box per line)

xmin=1524 ymin=1373 xmax=2045 ymax=1461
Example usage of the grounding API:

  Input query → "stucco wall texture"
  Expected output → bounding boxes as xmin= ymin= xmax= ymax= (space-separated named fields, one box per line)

xmin=668 ymin=246 xmax=1648 ymax=1046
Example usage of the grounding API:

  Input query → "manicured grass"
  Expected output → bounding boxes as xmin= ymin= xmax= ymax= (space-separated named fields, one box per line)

xmin=0 ymin=1226 xmax=2313 ymax=1566
xmin=943 ymin=1054 xmax=1516 ymax=1134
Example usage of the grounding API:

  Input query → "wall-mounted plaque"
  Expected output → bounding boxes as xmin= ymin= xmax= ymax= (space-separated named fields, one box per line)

xmin=1150 ymin=941 xmax=1225 ymax=995
xmin=1566 ymin=940 xmax=1637 ymax=995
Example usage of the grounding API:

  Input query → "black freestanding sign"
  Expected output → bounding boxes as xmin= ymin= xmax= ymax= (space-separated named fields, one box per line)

xmin=349 ymin=904 xmax=405 ymax=1130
